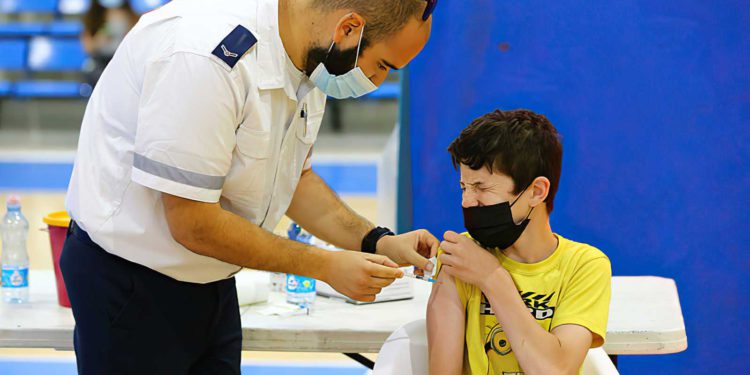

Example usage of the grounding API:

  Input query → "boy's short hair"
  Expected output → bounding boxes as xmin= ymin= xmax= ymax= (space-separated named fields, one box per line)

xmin=447 ymin=109 xmax=563 ymax=213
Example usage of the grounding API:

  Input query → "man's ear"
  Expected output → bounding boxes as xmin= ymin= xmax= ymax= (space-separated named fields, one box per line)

xmin=529 ymin=176 xmax=550 ymax=208
xmin=332 ymin=12 xmax=365 ymax=45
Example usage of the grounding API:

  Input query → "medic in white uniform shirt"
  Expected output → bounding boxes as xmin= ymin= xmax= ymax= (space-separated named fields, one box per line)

xmin=60 ymin=0 xmax=437 ymax=373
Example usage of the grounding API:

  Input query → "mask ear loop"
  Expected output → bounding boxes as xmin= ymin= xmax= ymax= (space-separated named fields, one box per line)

xmin=510 ymin=184 xmax=534 ymax=225
xmin=324 ymin=14 xmax=366 ymax=69
xmin=520 ymin=206 xmax=535 ymax=223
xmin=323 ymin=32 xmax=338 ymax=65
xmin=510 ymin=184 xmax=530 ymax=207
xmin=323 ymin=13 xmax=351 ymax=64
xmin=352 ymin=22 xmax=365 ymax=68
xmin=325 ymin=40 xmax=336 ymax=55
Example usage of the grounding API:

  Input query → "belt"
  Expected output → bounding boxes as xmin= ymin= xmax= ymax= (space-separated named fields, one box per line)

xmin=68 ymin=220 xmax=96 ymax=247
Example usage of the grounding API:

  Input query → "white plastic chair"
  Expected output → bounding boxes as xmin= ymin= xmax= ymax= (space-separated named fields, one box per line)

xmin=372 ymin=319 xmax=619 ymax=375
xmin=581 ymin=347 xmax=619 ymax=375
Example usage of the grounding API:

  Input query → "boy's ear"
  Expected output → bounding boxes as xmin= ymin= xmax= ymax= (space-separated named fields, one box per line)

xmin=529 ymin=176 xmax=550 ymax=208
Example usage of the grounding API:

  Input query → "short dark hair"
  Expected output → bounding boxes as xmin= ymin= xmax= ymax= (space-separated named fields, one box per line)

xmin=447 ymin=109 xmax=563 ymax=213
xmin=311 ymin=0 xmax=425 ymax=42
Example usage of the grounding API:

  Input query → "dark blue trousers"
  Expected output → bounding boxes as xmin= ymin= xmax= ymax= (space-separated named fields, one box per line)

xmin=60 ymin=222 xmax=242 ymax=375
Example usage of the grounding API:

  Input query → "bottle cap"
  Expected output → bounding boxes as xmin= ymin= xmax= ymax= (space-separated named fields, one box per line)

xmin=6 ymin=195 xmax=21 ymax=209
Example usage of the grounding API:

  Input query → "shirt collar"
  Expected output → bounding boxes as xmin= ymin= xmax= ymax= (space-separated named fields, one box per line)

xmin=255 ymin=0 xmax=304 ymax=101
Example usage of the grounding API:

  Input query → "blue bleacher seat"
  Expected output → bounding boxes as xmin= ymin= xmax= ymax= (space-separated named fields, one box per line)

xmin=361 ymin=81 xmax=400 ymax=100
xmin=0 ymin=0 xmax=58 ymax=14
xmin=0 ymin=37 xmax=90 ymax=99
xmin=0 ymin=39 xmax=28 ymax=70
xmin=27 ymin=37 xmax=87 ymax=72
xmin=129 ymin=0 xmax=169 ymax=14
xmin=58 ymin=0 xmax=91 ymax=15
xmin=0 ymin=22 xmax=47 ymax=37
xmin=0 ymin=21 xmax=83 ymax=37
xmin=47 ymin=21 xmax=84 ymax=37
xmin=0 ymin=81 xmax=12 ymax=97
xmin=13 ymin=81 xmax=90 ymax=98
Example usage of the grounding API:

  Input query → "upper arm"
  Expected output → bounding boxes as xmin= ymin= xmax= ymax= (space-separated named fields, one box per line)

xmin=132 ymin=52 xmax=241 ymax=203
xmin=286 ymin=168 xmax=327 ymax=218
xmin=550 ymin=324 xmax=594 ymax=373
xmin=427 ymin=264 xmax=465 ymax=375
xmin=162 ymin=193 xmax=222 ymax=249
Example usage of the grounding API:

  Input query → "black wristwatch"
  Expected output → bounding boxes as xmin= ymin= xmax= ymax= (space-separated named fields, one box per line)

xmin=361 ymin=226 xmax=395 ymax=254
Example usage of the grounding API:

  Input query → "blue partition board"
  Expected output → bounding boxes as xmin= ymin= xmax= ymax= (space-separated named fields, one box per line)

xmin=404 ymin=1 xmax=749 ymax=373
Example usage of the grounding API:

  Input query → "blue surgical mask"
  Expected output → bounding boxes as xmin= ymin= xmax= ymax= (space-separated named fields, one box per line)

xmin=310 ymin=24 xmax=377 ymax=99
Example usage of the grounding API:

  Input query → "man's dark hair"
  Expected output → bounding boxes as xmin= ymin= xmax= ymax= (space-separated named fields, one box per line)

xmin=311 ymin=0 xmax=426 ymax=42
xmin=447 ymin=109 xmax=563 ymax=213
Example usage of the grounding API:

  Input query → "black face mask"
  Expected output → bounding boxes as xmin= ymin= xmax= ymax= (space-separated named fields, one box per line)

xmin=462 ymin=188 xmax=534 ymax=250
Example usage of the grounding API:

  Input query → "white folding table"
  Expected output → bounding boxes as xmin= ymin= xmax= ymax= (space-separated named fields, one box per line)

xmin=0 ymin=271 xmax=687 ymax=367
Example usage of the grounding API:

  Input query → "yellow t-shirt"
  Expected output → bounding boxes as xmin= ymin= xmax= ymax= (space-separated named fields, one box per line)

xmin=437 ymin=234 xmax=611 ymax=375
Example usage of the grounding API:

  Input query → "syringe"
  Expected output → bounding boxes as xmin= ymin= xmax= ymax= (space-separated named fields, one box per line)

xmin=403 ymin=272 xmax=439 ymax=283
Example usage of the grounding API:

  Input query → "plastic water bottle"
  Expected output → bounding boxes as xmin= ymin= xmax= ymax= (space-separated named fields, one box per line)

xmin=1 ymin=195 xmax=30 ymax=304
xmin=270 ymin=272 xmax=287 ymax=293
xmin=286 ymin=223 xmax=316 ymax=308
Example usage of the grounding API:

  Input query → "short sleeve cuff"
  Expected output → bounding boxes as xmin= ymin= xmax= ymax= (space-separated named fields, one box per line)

xmin=550 ymin=317 xmax=607 ymax=347
xmin=131 ymin=165 xmax=222 ymax=203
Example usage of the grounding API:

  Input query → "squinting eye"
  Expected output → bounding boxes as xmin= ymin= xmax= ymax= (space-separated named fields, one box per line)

xmin=378 ymin=63 xmax=387 ymax=71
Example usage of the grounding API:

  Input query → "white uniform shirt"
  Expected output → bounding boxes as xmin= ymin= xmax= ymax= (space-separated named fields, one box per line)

xmin=66 ymin=0 xmax=327 ymax=283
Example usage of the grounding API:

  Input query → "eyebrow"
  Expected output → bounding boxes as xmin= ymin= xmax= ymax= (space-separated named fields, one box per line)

xmin=382 ymin=59 xmax=402 ymax=71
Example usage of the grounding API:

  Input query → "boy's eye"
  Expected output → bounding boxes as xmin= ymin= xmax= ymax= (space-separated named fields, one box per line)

xmin=378 ymin=63 xmax=387 ymax=71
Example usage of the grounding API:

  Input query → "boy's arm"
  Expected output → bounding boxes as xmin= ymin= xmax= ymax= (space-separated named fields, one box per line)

xmin=439 ymin=231 xmax=598 ymax=375
xmin=480 ymin=268 xmax=591 ymax=375
xmin=427 ymin=269 xmax=465 ymax=375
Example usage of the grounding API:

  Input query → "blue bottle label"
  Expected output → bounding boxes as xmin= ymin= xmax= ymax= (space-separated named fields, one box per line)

xmin=1 ymin=267 xmax=29 ymax=288
xmin=286 ymin=274 xmax=316 ymax=293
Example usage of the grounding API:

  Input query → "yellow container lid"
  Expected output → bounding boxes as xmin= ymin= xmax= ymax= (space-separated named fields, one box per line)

xmin=43 ymin=211 xmax=71 ymax=228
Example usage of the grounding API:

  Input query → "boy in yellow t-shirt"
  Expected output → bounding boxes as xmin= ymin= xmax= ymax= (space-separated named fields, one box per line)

xmin=427 ymin=109 xmax=611 ymax=375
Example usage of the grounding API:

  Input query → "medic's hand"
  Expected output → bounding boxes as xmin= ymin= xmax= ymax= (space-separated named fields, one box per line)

xmin=324 ymin=250 xmax=404 ymax=302
xmin=439 ymin=231 xmax=502 ymax=288
xmin=375 ymin=229 xmax=439 ymax=276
